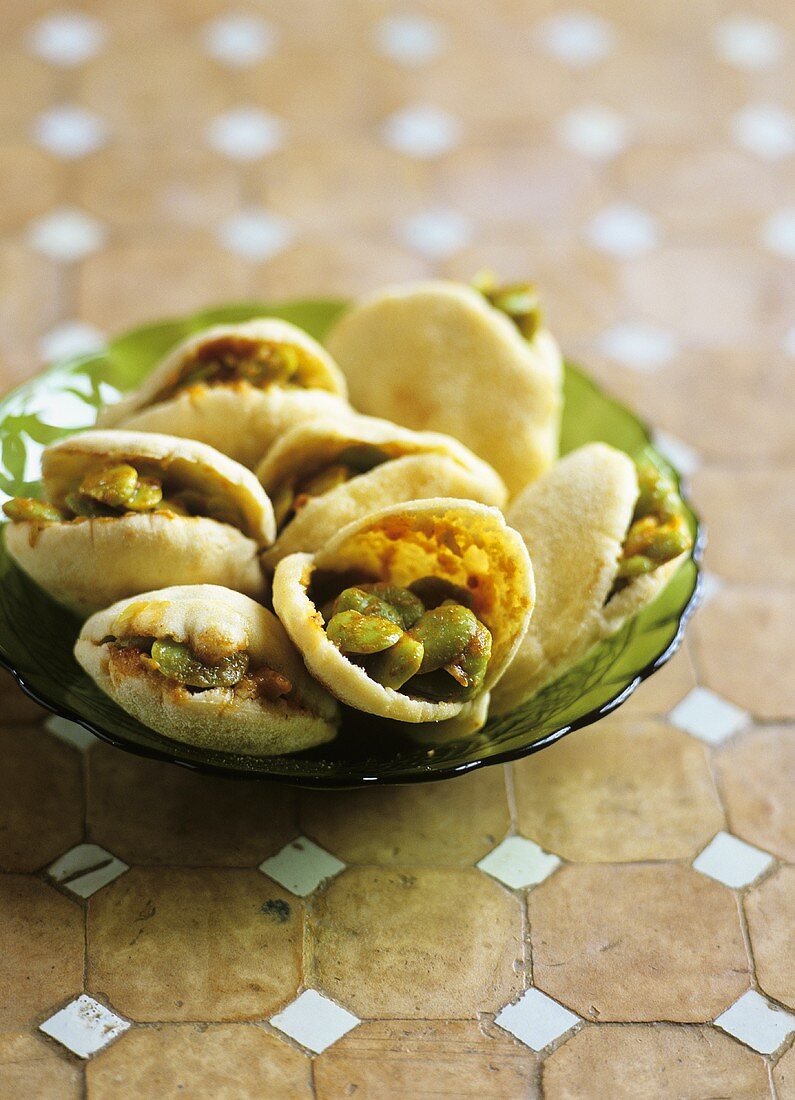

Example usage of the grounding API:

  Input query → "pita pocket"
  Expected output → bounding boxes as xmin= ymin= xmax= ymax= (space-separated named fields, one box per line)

xmin=491 ymin=443 xmax=693 ymax=714
xmin=325 ymin=279 xmax=563 ymax=495
xmin=257 ymin=412 xmax=507 ymax=568
xmin=98 ymin=319 xmax=350 ymax=468
xmin=3 ymin=430 xmax=275 ymax=615
xmin=272 ymin=499 xmax=534 ymax=723
xmin=75 ymin=585 xmax=339 ymax=755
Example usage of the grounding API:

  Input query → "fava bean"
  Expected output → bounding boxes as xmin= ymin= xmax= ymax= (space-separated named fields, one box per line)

xmin=326 ymin=610 xmax=403 ymax=655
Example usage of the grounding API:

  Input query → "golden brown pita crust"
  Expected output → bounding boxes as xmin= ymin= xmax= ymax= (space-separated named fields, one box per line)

xmin=492 ymin=443 xmax=688 ymax=714
xmin=325 ymin=280 xmax=563 ymax=495
xmin=272 ymin=499 xmax=534 ymax=723
xmin=75 ymin=585 xmax=339 ymax=755
xmin=257 ymin=413 xmax=507 ymax=569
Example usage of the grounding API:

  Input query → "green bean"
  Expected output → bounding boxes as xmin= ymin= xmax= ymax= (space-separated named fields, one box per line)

xmin=2 ymin=497 xmax=63 ymax=523
xmin=409 ymin=605 xmax=479 ymax=674
xmin=367 ymin=633 xmax=425 ymax=689
xmin=326 ymin=610 xmax=403 ymax=655
xmin=149 ymin=638 xmax=249 ymax=688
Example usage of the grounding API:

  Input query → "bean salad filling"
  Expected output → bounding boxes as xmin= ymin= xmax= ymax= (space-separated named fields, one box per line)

xmin=472 ymin=270 xmax=543 ymax=341
xmin=272 ymin=443 xmax=390 ymax=529
xmin=610 ymin=464 xmax=692 ymax=598
xmin=105 ymin=634 xmax=292 ymax=701
xmin=320 ymin=577 xmax=492 ymax=701
xmin=3 ymin=463 xmax=242 ymax=527
xmin=154 ymin=337 xmax=314 ymax=404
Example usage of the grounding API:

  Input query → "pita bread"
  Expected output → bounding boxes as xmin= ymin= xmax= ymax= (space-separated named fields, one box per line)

xmin=4 ymin=431 xmax=274 ymax=615
xmin=272 ymin=499 xmax=534 ymax=723
xmin=75 ymin=585 xmax=339 ymax=755
xmin=325 ymin=281 xmax=563 ymax=495
xmin=257 ymin=413 xmax=507 ymax=568
xmin=491 ymin=443 xmax=689 ymax=714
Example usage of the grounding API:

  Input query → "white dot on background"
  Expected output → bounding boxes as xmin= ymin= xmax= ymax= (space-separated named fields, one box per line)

xmin=596 ymin=322 xmax=678 ymax=372
xmin=556 ymin=104 xmax=629 ymax=160
xmin=206 ymin=107 xmax=285 ymax=160
xmin=397 ymin=209 xmax=473 ymax=260
xmin=218 ymin=209 xmax=293 ymax=261
xmin=761 ymin=208 xmax=795 ymax=259
xmin=730 ymin=103 xmax=795 ymax=160
xmin=27 ymin=207 xmax=106 ymax=262
xmin=39 ymin=321 xmax=106 ymax=364
xmin=712 ymin=15 xmax=785 ymax=71
xmin=27 ymin=11 xmax=106 ymax=66
xmin=201 ymin=14 xmax=277 ymax=67
xmin=381 ymin=105 xmax=462 ymax=159
xmin=32 ymin=105 xmax=108 ymax=159
xmin=584 ymin=203 xmax=658 ymax=259
xmin=536 ymin=11 xmax=615 ymax=67
xmin=374 ymin=14 xmax=448 ymax=66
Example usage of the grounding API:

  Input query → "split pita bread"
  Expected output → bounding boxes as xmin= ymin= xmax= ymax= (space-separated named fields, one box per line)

xmin=4 ymin=430 xmax=274 ymax=615
xmin=98 ymin=319 xmax=350 ymax=468
xmin=272 ymin=499 xmax=534 ymax=723
xmin=325 ymin=280 xmax=563 ymax=496
xmin=75 ymin=585 xmax=339 ymax=755
xmin=491 ymin=443 xmax=689 ymax=714
xmin=257 ymin=413 xmax=507 ymax=569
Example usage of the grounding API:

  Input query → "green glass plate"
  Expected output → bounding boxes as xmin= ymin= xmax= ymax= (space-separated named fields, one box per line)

xmin=0 ymin=300 xmax=701 ymax=786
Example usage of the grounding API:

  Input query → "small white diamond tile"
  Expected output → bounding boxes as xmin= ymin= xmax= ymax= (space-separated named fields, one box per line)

xmin=40 ymin=995 xmax=130 ymax=1058
xmin=730 ymin=103 xmax=795 ymax=160
xmin=584 ymin=204 xmax=658 ymax=259
xmin=397 ymin=209 xmax=472 ymax=259
xmin=374 ymin=15 xmax=447 ymax=66
xmin=270 ymin=989 xmax=359 ymax=1054
xmin=207 ymin=108 xmax=285 ymax=160
xmin=201 ymin=15 xmax=277 ymax=67
xmin=45 ymin=715 xmax=97 ymax=751
xmin=715 ymin=990 xmax=795 ymax=1055
xmin=217 ymin=209 xmax=293 ymax=261
xmin=536 ymin=12 xmax=615 ymax=67
xmin=669 ymin=687 xmax=749 ymax=745
xmin=48 ymin=843 xmax=129 ymax=898
xmin=259 ymin=837 xmax=345 ymax=897
xmin=652 ymin=430 xmax=701 ymax=476
xmin=496 ymin=988 xmax=580 ymax=1052
xmin=693 ymin=832 xmax=774 ymax=889
xmin=32 ymin=105 xmax=108 ymax=159
xmin=381 ymin=105 xmax=463 ymax=159
xmin=27 ymin=207 xmax=106 ymax=263
xmin=556 ymin=105 xmax=629 ymax=160
xmin=596 ymin=323 xmax=678 ymax=371
xmin=477 ymin=836 xmax=561 ymax=890
xmin=761 ymin=208 xmax=795 ymax=260
xmin=713 ymin=16 xmax=785 ymax=72
xmin=27 ymin=12 xmax=106 ymax=67
xmin=39 ymin=322 xmax=107 ymax=365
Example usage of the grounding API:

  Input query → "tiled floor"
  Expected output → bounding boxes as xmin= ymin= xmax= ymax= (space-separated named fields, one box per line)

xmin=0 ymin=1 xmax=793 ymax=1096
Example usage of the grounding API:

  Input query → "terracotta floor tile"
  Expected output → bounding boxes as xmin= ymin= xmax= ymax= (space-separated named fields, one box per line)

xmin=87 ymin=868 xmax=302 ymax=1021
xmin=716 ymin=727 xmax=795 ymax=862
xmin=78 ymin=243 xmax=249 ymax=334
xmin=86 ymin=1024 xmax=311 ymax=1098
xmin=315 ymin=1019 xmax=538 ymax=1099
xmin=0 ymin=244 xmax=62 ymax=385
xmin=0 ymin=668 xmax=47 ymax=725
xmin=693 ymin=587 xmax=795 ymax=719
xmin=513 ymin=719 xmax=724 ymax=862
xmin=528 ymin=865 xmax=748 ymax=1021
xmin=595 ymin=645 xmax=696 ymax=719
xmin=774 ymin=1043 xmax=795 ymax=1099
xmin=76 ymin=149 xmax=242 ymax=230
xmin=0 ymin=725 xmax=83 ymax=872
xmin=310 ymin=867 xmax=522 ymax=1018
xmin=299 ymin=766 xmax=509 ymax=866
xmin=0 ymin=146 xmax=60 ymax=233
xmin=87 ymin=742 xmax=298 ymax=867
xmin=0 ymin=875 xmax=84 ymax=1029
xmin=745 ymin=867 xmax=795 ymax=1010
xmin=0 ymin=1033 xmax=82 ymax=1099
xmin=690 ymin=468 xmax=795 ymax=585
xmin=543 ymin=1024 xmax=770 ymax=1100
